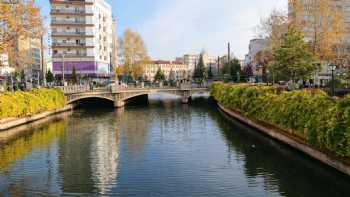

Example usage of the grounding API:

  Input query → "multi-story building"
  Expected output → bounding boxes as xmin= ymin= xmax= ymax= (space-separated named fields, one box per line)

xmin=180 ymin=51 xmax=216 ymax=74
xmin=0 ymin=53 xmax=9 ymax=67
xmin=243 ymin=38 xmax=269 ymax=82
xmin=288 ymin=0 xmax=350 ymax=86
xmin=143 ymin=60 xmax=189 ymax=81
xmin=50 ymin=0 xmax=114 ymax=80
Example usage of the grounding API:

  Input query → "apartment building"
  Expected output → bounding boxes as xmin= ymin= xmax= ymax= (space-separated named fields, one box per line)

xmin=288 ymin=0 xmax=350 ymax=85
xmin=143 ymin=60 xmax=189 ymax=81
xmin=50 ymin=0 xmax=115 ymax=79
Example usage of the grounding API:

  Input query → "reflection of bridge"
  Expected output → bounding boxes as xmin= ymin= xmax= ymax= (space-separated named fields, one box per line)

xmin=59 ymin=84 xmax=209 ymax=108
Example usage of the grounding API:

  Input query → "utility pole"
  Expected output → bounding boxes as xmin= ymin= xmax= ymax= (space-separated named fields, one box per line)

xmin=217 ymin=56 xmax=220 ymax=76
xmin=228 ymin=42 xmax=231 ymax=63
xmin=40 ymin=35 xmax=46 ymax=86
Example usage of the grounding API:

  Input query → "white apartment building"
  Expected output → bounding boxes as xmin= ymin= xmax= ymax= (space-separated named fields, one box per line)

xmin=143 ymin=60 xmax=189 ymax=81
xmin=181 ymin=51 xmax=216 ymax=74
xmin=50 ymin=0 xmax=114 ymax=78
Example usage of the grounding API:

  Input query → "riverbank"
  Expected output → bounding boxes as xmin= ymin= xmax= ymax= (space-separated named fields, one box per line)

xmin=217 ymin=103 xmax=350 ymax=176
xmin=0 ymin=88 xmax=67 ymax=131
xmin=0 ymin=105 xmax=73 ymax=131
xmin=0 ymin=110 xmax=71 ymax=145
xmin=211 ymin=82 xmax=350 ymax=176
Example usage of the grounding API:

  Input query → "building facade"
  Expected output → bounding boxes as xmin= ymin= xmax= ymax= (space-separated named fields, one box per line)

xmin=143 ymin=60 xmax=189 ymax=81
xmin=50 ymin=0 xmax=114 ymax=79
xmin=243 ymin=38 xmax=269 ymax=82
xmin=288 ymin=0 xmax=350 ymax=86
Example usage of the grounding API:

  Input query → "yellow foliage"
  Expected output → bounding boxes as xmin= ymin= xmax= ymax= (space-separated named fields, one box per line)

xmin=0 ymin=88 xmax=65 ymax=119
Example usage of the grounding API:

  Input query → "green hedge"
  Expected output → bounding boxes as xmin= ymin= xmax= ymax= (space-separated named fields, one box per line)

xmin=0 ymin=88 xmax=65 ymax=119
xmin=211 ymin=82 xmax=350 ymax=157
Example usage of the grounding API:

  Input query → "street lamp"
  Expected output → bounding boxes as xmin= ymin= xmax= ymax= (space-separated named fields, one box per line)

xmin=266 ymin=70 xmax=270 ymax=86
xmin=329 ymin=63 xmax=337 ymax=97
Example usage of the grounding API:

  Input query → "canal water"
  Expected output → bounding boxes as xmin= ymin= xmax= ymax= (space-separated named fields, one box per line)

xmin=1 ymin=95 xmax=350 ymax=196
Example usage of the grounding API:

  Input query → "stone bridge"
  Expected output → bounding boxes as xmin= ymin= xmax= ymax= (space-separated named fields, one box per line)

xmin=59 ymin=84 xmax=209 ymax=108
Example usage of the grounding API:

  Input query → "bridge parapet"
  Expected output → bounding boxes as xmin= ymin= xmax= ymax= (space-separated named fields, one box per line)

xmin=58 ymin=85 xmax=90 ymax=94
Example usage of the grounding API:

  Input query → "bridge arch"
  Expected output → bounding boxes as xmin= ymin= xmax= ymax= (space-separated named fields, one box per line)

xmin=67 ymin=95 xmax=115 ymax=105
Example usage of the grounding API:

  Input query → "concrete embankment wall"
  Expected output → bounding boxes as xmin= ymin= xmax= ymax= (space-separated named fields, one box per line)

xmin=0 ymin=105 xmax=73 ymax=131
xmin=217 ymin=103 xmax=350 ymax=176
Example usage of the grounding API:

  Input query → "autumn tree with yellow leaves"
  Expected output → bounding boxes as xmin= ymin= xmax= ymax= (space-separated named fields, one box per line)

xmin=289 ymin=0 xmax=346 ymax=63
xmin=0 ymin=0 xmax=44 ymax=69
xmin=118 ymin=29 xmax=150 ymax=81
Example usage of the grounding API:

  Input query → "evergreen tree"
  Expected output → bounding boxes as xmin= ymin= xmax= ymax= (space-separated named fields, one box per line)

xmin=193 ymin=54 xmax=206 ymax=81
xmin=46 ymin=70 xmax=54 ymax=83
xmin=154 ymin=67 xmax=165 ymax=82
xmin=223 ymin=58 xmax=241 ymax=81
xmin=208 ymin=65 xmax=213 ymax=79
xmin=71 ymin=66 xmax=78 ymax=84
xmin=270 ymin=27 xmax=318 ymax=81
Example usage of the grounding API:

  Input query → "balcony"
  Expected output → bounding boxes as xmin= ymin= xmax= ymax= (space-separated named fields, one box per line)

xmin=51 ymin=8 xmax=93 ymax=15
xmin=52 ymin=42 xmax=94 ymax=48
xmin=51 ymin=31 xmax=93 ymax=37
xmin=50 ymin=0 xmax=93 ymax=5
xmin=52 ymin=52 xmax=89 ymax=58
xmin=51 ymin=19 xmax=93 ymax=26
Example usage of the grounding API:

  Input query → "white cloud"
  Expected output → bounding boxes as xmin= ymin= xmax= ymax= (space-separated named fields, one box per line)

xmin=139 ymin=0 xmax=287 ymax=60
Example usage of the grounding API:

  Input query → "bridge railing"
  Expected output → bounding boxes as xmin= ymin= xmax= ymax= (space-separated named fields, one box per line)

xmin=57 ymin=85 xmax=90 ymax=94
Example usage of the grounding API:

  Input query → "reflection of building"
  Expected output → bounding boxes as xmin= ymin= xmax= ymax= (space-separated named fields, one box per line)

xmin=90 ymin=122 xmax=119 ymax=195
xmin=143 ymin=60 xmax=189 ymax=81
xmin=50 ymin=0 xmax=114 ymax=79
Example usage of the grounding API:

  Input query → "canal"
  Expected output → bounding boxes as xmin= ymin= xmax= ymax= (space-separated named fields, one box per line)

xmin=0 ymin=95 xmax=350 ymax=196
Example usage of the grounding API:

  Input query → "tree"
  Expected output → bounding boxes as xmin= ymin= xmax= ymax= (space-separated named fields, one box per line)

xmin=289 ymin=0 xmax=346 ymax=62
xmin=193 ymin=54 xmax=206 ymax=81
xmin=223 ymin=58 xmax=241 ymax=81
xmin=46 ymin=70 xmax=54 ymax=83
xmin=208 ymin=65 xmax=213 ymax=79
xmin=118 ymin=29 xmax=149 ymax=80
xmin=169 ymin=69 xmax=176 ymax=81
xmin=242 ymin=64 xmax=254 ymax=80
xmin=71 ymin=66 xmax=78 ymax=85
xmin=254 ymin=50 xmax=273 ymax=81
xmin=270 ymin=27 xmax=318 ymax=82
xmin=257 ymin=9 xmax=288 ymax=50
xmin=154 ymin=67 xmax=165 ymax=82
xmin=0 ymin=0 xmax=44 ymax=70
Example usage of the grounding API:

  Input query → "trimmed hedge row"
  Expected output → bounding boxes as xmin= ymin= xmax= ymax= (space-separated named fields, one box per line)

xmin=0 ymin=88 xmax=65 ymax=119
xmin=211 ymin=82 xmax=350 ymax=157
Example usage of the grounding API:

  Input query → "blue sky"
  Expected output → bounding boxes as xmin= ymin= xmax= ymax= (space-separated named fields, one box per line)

xmin=36 ymin=0 xmax=286 ymax=60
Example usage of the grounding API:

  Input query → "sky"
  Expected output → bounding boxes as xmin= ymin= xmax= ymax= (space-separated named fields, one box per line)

xmin=36 ymin=0 xmax=287 ymax=60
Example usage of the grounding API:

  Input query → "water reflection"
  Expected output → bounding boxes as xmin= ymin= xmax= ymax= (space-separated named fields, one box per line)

xmin=0 ymin=118 xmax=68 ymax=196
xmin=211 ymin=109 xmax=350 ymax=196
xmin=0 ymin=96 xmax=350 ymax=196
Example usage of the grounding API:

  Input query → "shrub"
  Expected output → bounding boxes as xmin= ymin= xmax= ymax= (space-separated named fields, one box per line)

xmin=0 ymin=88 xmax=65 ymax=119
xmin=210 ymin=82 xmax=350 ymax=157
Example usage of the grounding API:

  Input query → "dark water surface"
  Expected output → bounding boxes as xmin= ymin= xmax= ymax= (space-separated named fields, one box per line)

xmin=1 ymin=95 xmax=350 ymax=196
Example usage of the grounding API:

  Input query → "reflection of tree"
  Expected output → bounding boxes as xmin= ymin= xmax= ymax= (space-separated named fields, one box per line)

xmin=116 ymin=107 xmax=152 ymax=157
xmin=210 ymin=109 xmax=350 ymax=196
xmin=58 ymin=114 xmax=96 ymax=194
xmin=0 ymin=120 xmax=67 ymax=170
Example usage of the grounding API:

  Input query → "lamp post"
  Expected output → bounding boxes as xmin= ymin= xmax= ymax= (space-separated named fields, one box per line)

xmin=266 ymin=70 xmax=270 ymax=86
xmin=330 ymin=63 xmax=337 ymax=97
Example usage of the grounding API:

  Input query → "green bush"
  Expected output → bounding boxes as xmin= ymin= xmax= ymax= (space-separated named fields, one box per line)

xmin=0 ymin=88 xmax=65 ymax=119
xmin=210 ymin=82 xmax=350 ymax=157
